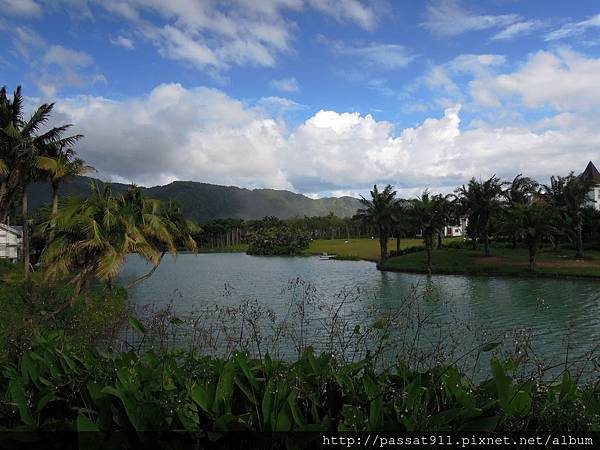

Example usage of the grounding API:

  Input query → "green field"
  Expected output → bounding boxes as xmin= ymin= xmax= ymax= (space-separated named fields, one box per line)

xmin=307 ymin=237 xmax=429 ymax=261
xmin=382 ymin=246 xmax=600 ymax=278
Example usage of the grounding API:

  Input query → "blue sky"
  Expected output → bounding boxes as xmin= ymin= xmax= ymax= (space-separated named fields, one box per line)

xmin=2 ymin=0 xmax=600 ymax=197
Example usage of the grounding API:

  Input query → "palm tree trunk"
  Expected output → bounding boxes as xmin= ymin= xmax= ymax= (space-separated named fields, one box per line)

xmin=22 ymin=187 xmax=30 ymax=280
xmin=51 ymin=182 xmax=59 ymax=216
xmin=575 ymin=220 xmax=584 ymax=259
xmin=50 ymin=182 xmax=59 ymax=241
xmin=127 ymin=251 xmax=167 ymax=289
xmin=528 ymin=244 xmax=536 ymax=271
xmin=0 ymin=180 xmax=7 ymax=223
xmin=379 ymin=227 xmax=388 ymax=265
xmin=426 ymin=236 xmax=432 ymax=275
xmin=437 ymin=232 xmax=443 ymax=249
xmin=396 ymin=234 xmax=400 ymax=253
xmin=483 ymin=230 xmax=490 ymax=257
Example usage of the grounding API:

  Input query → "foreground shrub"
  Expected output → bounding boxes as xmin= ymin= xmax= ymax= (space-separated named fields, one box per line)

xmin=0 ymin=333 xmax=598 ymax=446
xmin=247 ymin=227 xmax=310 ymax=256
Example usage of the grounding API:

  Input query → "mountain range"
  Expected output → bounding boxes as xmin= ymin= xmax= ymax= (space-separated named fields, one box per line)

xmin=27 ymin=177 xmax=363 ymax=223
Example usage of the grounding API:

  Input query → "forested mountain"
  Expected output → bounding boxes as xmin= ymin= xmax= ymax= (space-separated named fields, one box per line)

xmin=27 ymin=176 xmax=362 ymax=223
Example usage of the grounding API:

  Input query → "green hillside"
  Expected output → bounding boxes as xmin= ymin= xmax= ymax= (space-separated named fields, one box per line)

xmin=27 ymin=177 xmax=362 ymax=223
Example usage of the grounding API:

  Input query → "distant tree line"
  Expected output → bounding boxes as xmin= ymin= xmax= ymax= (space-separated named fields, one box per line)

xmin=356 ymin=172 xmax=600 ymax=272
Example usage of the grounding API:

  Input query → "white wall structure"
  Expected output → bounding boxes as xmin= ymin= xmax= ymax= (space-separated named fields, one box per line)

xmin=0 ymin=224 xmax=22 ymax=262
xmin=580 ymin=161 xmax=600 ymax=211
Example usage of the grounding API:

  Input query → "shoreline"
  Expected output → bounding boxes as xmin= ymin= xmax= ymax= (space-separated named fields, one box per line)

xmin=378 ymin=262 xmax=600 ymax=282
xmin=187 ymin=246 xmax=600 ymax=282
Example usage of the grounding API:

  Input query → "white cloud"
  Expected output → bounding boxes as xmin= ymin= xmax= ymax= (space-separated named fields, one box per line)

xmin=93 ymin=0 xmax=298 ymax=74
xmin=49 ymin=83 xmax=600 ymax=196
xmin=308 ymin=0 xmax=377 ymax=30
xmin=269 ymin=77 xmax=300 ymax=92
xmin=469 ymin=49 xmax=600 ymax=111
xmin=422 ymin=0 xmax=518 ymax=36
xmin=492 ymin=20 xmax=543 ymax=41
xmin=43 ymin=45 xmax=93 ymax=68
xmin=0 ymin=0 xmax=42 ymax=17
xmin=327 ymin=39 xmax=414 ymax=69
xmin=90 ymin=0 xmax=381 ymax=76
xmin=110 ymin=35 xmax=135 ymax=50
xmin=5 ymin=27 xmax=105 ymax=97
xmin=545 ymin=13 xmax=600 ymax=41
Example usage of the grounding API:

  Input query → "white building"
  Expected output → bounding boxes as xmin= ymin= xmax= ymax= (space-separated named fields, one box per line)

xmin=581 ymin=161 xmax=600 ymax=210
xmin=0 ymin=223 xmax=22 ymax=262
xmin=444 ymin=216 xmax=468 ymax=237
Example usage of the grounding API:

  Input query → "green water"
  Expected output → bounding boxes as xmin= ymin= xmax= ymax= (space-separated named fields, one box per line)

xmin=118 ymin=253 xmax=600 ymax=378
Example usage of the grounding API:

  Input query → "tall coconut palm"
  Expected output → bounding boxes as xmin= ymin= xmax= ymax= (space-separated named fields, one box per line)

xmin=126 ymin=200 xmax=200 ymax=288
xmin=41 ymin=182 xmax=197 ymax=302
xmin=0 ymin=85 xmax=82 ymax=279
xmin=514 ymin=203 xmax=557 ymax=271
xmin=410 ymin=191 xmax=448 ymax=275
xmin=502 ymin=174 xmax=539 ymax=248
xmin=37 ymin=145 xmax=94 ymax=218
xmin=562 ymin=174 xmax=595 ymax=259
xmin=542 ymin=173 xmax=594 ymax=259
xmin=455 ymin=175 xmax=505 ymax=257
xmin=355 ymin=184 xmax=399 ymax=265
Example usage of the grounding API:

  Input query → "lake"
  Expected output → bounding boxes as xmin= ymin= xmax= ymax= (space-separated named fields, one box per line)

xmin=117 ymin=253 xmax=600 ymax=380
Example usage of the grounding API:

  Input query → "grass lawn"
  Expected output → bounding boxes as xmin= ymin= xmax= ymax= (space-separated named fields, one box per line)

xmin=381 ymin=245 xmax=600 ymax=278
xmin=197 ymin=243 xmax=248 ymax=253
xmin=307 ymin=237 xmax=429 ymax=261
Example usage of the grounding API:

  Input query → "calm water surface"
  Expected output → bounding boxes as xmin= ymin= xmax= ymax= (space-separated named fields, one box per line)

xmin=118 ymin=253 xmax=600 ymax=377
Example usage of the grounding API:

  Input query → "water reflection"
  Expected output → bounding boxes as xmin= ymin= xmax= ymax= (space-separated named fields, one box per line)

xmin=118 ymin=253 xmax=600 ymax=379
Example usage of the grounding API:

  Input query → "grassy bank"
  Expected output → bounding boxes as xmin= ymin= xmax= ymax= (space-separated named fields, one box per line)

xmin=0 ymin=261 xmax=127 ymax=360
xmin=197 ymin=243 xmax=248 ymax=253
xmin=307 ymin=237 xmax=435 ymax=261
xmin=382 ymin=245 xmax=600 ymax=278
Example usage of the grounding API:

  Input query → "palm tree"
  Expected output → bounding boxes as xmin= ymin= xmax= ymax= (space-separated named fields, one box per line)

xmin=37 ymin=145 xmax=94 ymax=218
xmin=125 ymin=196 xmax=200 ymax=289
xmin=410 ymin=191 xmax=447 ymax=274
xmin=514 ymin=203 xmax=557 ymax=271
xmin=41 ymin=182 xmax=196 ymax=303
xmin=455 ymin=175 xmax=505 ymax=257
xmin=502 ymin=174 xmax=539 ymax=248
xmin=542 ymin=173 xmax=594 ymax=259
xmin=392 ymin=199 xmax=411 ymax=254
xmin=563 ymin=174 xmax=595 ymax=259
xmin=355 ymin=184 xmax=399 ymax=265
xmin=0 ymin=85 xmax=82 ymax=279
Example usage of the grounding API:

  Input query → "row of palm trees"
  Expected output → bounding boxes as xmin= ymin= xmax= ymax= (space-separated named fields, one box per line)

xmin=1 ymin=85 xmax=198 ymax=304
xmin=357 ymin=172 xmax=596 ymax=272
xmin=0 ymin=86 xmax=87 ymax=279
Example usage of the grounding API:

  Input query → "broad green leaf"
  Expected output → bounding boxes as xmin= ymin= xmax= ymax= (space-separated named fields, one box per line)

xmin=77 ymin=414 xmax=100 ymax=432
xmin=128 ymin=317 xmax=146 ymax=335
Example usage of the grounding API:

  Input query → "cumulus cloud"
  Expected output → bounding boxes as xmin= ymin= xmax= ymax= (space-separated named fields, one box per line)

xmin=469 ymin=49 xmax=600 ymax=111
xmin=422 ymin=0 xmax=518 ymax=36
xmin=48 ymin=83 xmax=600 ymax=197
